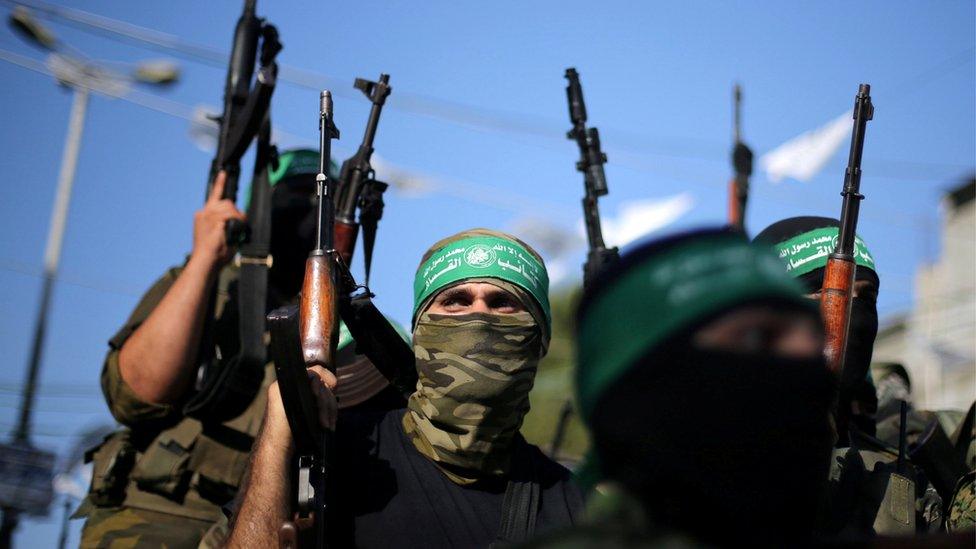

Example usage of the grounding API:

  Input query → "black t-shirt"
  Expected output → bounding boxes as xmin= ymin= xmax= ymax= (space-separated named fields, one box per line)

xmin=331 ymin=405 xmax=583 ymax=548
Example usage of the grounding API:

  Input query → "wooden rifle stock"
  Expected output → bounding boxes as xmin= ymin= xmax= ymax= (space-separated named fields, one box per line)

xmin=820 ymin=257 xmax=856 ymax=375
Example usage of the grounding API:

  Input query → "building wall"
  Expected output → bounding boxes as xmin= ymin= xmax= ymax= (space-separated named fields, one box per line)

xmin=903 ymin=182 xmax=975 ymax=410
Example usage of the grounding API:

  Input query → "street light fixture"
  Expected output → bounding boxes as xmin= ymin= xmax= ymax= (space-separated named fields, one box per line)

xmin=8 ymin=6 xmax=56 ymax=51
xmin=0 ymin=6 xmax=181 ymax=544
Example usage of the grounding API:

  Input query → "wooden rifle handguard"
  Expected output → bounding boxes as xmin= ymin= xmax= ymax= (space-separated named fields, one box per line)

xmin=333 ymin=221 xmax=359 ymax=267
xmin=820 ymin=257 xmax=855 ymax=376
xmin=300 ymin=255 xmax=338 ymax=371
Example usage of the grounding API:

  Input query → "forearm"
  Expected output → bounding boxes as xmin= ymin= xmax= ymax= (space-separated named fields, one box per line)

xmin=227 ymin=419 xmax=292 ymax=547
xmin=118 ymin=254 xmax=218 ymax=403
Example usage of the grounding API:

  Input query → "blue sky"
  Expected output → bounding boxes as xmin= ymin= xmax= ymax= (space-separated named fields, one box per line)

xmin=0 ymin=1 xmax=973 ymax=545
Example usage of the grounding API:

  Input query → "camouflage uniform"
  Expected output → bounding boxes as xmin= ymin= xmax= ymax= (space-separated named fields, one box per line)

xmin=76 ymin=265 xmax=272 ymax=548
xmin=948 ymin=471 xmax=975 ymax=532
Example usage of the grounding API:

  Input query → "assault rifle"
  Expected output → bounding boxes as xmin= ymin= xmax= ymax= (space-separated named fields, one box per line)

xmin=565 ymin=68 xmax=618 ymax=288
xmin=270 ymin=90 xmax=341 ymax=549
xmin=728 ymin=84 xmax=753 ymax=232
xmin=821 ymin=84 xmax=873 ymax=376
xmin=207 ymin=0 xmax=281 ymax=245
xmin=331 ymin=73 xmax=416 ymax=397
xmin=334 ymin=74 xmax=392 ymax=278
xmin=185 ymin=0 xmax=281 ymax=419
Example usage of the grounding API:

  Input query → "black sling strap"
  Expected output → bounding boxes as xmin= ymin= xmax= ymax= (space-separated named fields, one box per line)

xmin=185 ymin=115 xmax=276 ymax=420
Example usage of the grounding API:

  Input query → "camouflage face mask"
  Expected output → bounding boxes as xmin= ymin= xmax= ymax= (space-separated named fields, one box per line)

xmin=402 ymin=311 xmax=544 ymax=485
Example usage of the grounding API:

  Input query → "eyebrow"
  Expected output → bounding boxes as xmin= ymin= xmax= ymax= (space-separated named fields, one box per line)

xmin=437 ymin=287 xmax=473 ymax=301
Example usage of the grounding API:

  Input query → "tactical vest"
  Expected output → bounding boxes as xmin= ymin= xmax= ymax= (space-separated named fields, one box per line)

xmin=79 ymin=266 xmax=270 ymax=522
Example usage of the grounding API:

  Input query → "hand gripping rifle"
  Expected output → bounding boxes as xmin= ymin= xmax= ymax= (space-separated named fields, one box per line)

xmin=821 ymin=84 xmax=873 ymax=377
xmin=565 ymin=68 xmax=618 ymax=288
xmin=728 ymin=84 xmax=753 ymax=232
xmin=269 ymin=91 xmax=340 ymax=549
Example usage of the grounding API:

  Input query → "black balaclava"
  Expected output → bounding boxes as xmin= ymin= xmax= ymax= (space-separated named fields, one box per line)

xmin=591 ymin=334 xmax=837 ymax=546
xmin=268 ymin=175 xmax=318 ymax=299
xmin=754 ymin=217 xmax=880 ymax=431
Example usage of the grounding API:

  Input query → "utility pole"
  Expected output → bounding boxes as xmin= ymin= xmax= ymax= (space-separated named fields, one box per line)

xmin=0 ymin=8 xmax=179 ymax=545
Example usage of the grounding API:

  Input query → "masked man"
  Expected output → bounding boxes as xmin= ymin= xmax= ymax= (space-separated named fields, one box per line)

xmin=755 ymin=217 xmax=955 ymax=536
xmin=77 ymin=150 xmax=403 ymax=548
xmin=227 ymin=229 xmax=583 ymax=547
xmin=531 ymin=227 xmax=836 ymax=547
xmin=755 ymin=216 xmax=881 ymax=440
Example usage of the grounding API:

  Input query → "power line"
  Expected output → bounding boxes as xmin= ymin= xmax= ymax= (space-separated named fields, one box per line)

xmin=5 ymin=0 xmax=972 ymax=179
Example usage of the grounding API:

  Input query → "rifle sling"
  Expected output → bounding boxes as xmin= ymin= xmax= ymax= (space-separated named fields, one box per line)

xmin=185 ymin=116 xmax=275 ymax=421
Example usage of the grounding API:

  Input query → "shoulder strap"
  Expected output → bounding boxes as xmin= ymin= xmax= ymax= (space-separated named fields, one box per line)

xmin=184 ymin=115 xmax=276 ymax=421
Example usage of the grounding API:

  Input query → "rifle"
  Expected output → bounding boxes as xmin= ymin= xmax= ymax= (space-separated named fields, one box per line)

xmin=185 ymin=0 xmax=281 ymax=419
xmin=334 ymin=74 xmax=392 ymax=281
xmin=565 ymin=68 xmax=618 ymax=288
xmin=821 ymin=84 xmax=874 ymax=376
xmin=207 ymin=0 xmax=281 ymax=245
xmin=327 ymin=74 xmax=417 ymax=397
xmin=269 ymin=90 xmax=340 ymax=549
xmin=728 ymin=84 xmax=753 ymax=232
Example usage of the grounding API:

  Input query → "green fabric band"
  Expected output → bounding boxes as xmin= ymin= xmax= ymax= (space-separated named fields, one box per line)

xmin=246 ymin=149 xmax=339 ymax=209
xmin=772 ymin=227 xmax=876 ymax=277
xmin=575 ymin=235 xmax=810 ymax=423
xmin=413 ymin=235 xmax=551 ymax=330
xmin=269 ymin=149 xmax=319 ymax=186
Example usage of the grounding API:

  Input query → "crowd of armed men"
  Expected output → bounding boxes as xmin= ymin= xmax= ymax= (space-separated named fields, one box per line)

xmin=64 ymin=5 xmax=974 ymax=548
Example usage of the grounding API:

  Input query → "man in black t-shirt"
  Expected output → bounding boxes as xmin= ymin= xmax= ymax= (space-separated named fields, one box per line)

xmin=227 ymin=229 xmax=582 ymax=547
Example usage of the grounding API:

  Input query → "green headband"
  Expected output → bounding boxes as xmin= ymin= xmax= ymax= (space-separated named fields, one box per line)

xmin=772 ymin=227 xmax=876 ymax=277
xmin=413 ymin=235 xmax=551 ymax=330
xmin=246 ymin=149 xmax=339 ymax=209
xmin=575 ymin=234 xmax=810 ymax=423
xmin=269 ymin=149 xmax=324 ymax=186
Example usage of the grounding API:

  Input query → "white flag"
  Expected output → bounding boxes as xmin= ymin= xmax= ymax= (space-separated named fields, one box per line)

xmin=760 ymin=111 xmax=852 ymax=183
xmin=601 ymin=193 xmax=695 ymax=248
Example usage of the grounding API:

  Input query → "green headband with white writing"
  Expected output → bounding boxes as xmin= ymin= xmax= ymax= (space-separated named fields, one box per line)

xmin=575 ymin=233 xmax=810 ymax=423
xmin=771 ymin=227 xmax=876 ymax=277
xmin=413 ymin=235 xmax=551 ymax=331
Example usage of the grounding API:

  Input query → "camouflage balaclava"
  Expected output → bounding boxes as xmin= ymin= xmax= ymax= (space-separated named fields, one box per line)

xmin=403 ymin=229 xmax=551 ymax=485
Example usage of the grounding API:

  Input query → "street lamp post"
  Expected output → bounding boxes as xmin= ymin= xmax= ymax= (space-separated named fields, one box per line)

xmin=1 ymin=7 xmax=179 ymax=546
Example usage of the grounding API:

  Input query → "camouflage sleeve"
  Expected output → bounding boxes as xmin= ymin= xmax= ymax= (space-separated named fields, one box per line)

xmin=100 ymin=266 xmax=185 ymax=427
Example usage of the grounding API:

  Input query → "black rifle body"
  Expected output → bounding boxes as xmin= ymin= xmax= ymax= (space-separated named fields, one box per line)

xmin=564 ymin=68 xmax=618 ymax=288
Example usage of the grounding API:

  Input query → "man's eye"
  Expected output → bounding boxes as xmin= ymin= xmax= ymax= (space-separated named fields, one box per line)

xmin=489 ymin=297 xmax=518 ymax=310
xmin=440 ymin=295 xmax=470 ymax=307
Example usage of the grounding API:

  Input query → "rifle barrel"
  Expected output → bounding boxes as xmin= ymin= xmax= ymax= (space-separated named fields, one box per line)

xmin=821 ymin=83 xmax=874 ymax=376
xmin=564 ymin=67 xmax=617 ymax=287
xmin=835 ymin=84 xmax=873 ymax=258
